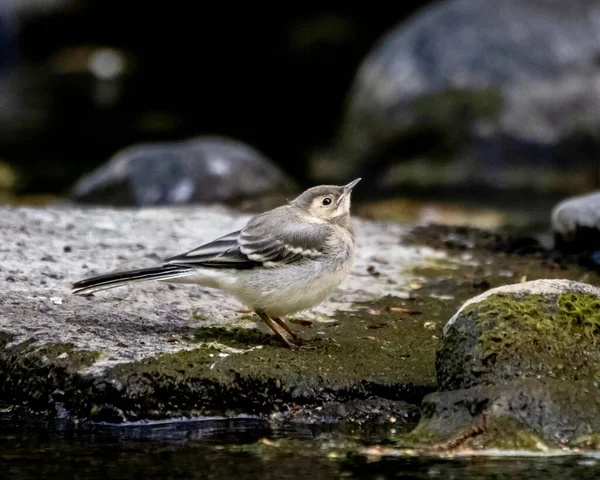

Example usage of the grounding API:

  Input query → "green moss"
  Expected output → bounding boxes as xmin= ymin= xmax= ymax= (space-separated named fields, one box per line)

xmin=414 ymin=88 xmax=503 ymax=125
xmin=403 ymin=415 xmax=550 ymax=452
xmin=35 ymin=343 xmax=102 ymax=371
xmin=401 ymin=378 xmax=600 ymax=452
xmin=439 ymin=291 xmax=600 ymax=391
xmin=0 ymin=331 xmax=14 ymax=349
xmin=90 ymin=297 xmax=442 ymax=421
xmin=0 ymin=341 xmax=103 ymax=420
xmin=468 ymin=292 xmax=600 ymax=361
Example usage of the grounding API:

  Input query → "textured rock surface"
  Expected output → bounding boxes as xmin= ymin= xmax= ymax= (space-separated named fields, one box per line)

xmin=69 ymin=136 xmax=298 ymax=209
xmin=395 ymin=278 xmax=600 ymax=453
xmin=3 ymin=205 xmax=600 ymax=432
xmin=409 ymin=378 xmax=600 ymax=451
xmin=438 ymin=279 xmax=600 ymax=391
xmin=0 ymin=204 xmax=446 ymax=422
xmin=552 ymin=191 xmax=600 ymax=253
xmin=315 ymin=0 xmax=600 ymax=192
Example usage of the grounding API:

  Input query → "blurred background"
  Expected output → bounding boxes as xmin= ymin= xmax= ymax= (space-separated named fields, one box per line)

xmin=1 ymin=0 xmax=600 ymax=231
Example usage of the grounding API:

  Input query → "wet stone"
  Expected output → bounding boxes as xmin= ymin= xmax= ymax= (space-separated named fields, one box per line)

xmin=0 ymin=205 xmax=444 ymax=423
xmin=69 ymin=135 xmax=298 ymax=210
xmin=552 ymin=191 xmax=600 ymax=255
xmin=401 ymin=278 xmax=600 ymax=452
xmin=408 ymin=377 xmax=600 ymax=451
xmin=438 ymin=279 xmax=600 ymax=392
xmin=3 ymin=205 xmax=600 ymax=434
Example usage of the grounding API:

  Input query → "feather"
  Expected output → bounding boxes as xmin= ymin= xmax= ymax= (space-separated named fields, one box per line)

xmin=163 ymin=208 xmax=331 ymax=269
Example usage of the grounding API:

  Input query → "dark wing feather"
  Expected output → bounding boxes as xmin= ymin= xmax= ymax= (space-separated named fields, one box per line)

xmin=162 ymin=208 xmax=331 ymax=269
xmin=162 ymin=230 xmax=258 ymax=269
xmin=237 ymin=210 xmax=330 ymax=266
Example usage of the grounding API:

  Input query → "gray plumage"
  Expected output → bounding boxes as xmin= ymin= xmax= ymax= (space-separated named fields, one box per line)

xmin=71 ymin=178 xmax=361 ymax=347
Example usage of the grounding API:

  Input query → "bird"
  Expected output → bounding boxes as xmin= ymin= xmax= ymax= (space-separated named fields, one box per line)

xmin=71 ymin=178 xmax=361 ymax=348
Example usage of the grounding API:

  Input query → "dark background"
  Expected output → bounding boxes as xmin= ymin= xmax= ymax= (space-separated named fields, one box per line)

xmin=0 ymin=1 xmax=429 ymax=196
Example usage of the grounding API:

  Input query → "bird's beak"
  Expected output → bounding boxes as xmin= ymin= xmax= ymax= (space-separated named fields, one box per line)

xmin=343 ymin=178 xmax=361 ymax=193
xmin=338 ymin=178 xmax=361 ymax=205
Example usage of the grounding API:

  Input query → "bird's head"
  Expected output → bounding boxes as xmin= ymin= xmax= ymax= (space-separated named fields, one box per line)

xmin=291 ymin=178 xmax=361 ymax=225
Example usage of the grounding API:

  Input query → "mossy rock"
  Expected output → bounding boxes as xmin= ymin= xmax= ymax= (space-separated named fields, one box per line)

xmin=0 ymin=297 xmax=439 ymax=423
xmin=437 ymin=279 xmax=600 ymax=391
xmin=405 ymin=377 xmax=600 ymax=451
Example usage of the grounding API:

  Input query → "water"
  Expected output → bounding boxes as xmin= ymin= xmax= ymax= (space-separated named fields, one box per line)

xmin=3 ymin=416 xmax=600 ymax=479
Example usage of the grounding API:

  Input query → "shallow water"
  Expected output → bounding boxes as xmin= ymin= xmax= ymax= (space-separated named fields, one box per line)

xmin=3 ymin=416 xmax=600 ymax=479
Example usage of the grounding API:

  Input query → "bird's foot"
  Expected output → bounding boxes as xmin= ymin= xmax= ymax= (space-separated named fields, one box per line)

xmin=257 ymin=311 xmax=303 ymax=348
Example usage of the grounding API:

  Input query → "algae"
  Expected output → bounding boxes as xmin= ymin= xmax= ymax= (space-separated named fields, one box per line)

xmin=0 ymin=331 xmax=14 ymax=348
xmin=438 ymin=291 xmax=600 ymax=391
xmin=36 ymin=343 xmax=102 ymax=371
xmin=93 ymin=296 xmax=441 ymax=422
xmin=413 ymin=88 xmax=503 ymax=128
xmin=402 ymin=378 xmax=600 ymax=452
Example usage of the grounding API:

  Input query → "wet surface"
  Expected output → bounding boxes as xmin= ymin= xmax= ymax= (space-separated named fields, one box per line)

xmin=3 ymin=415 xmax=600 ymax=479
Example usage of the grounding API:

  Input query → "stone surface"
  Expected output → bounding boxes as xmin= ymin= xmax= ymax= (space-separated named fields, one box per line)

xmin=0 ymin=204 xmax=447 ymax=422
xmin=3 ymin=206 xmax=600 ymax=429
xmin=315 ymin=0 xmax=600 ymax=193
xmin=401 ymin=277 xmax=600 ymax=452
xmin=552 ymin=191 xmax=600 ymax=254
xmin=408 ymin=378 xmax=600 ymax=451
xmin=69 ymin=136 xmax=298 ymax=209
xmin=438 ymin=279 xmax=600 ymax=392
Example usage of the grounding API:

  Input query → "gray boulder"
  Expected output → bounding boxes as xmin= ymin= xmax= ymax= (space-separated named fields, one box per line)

xmin=70 ymin=135 xmax=298 ymax=208
xmin=399 ymin=278 xmax=600 ymax=452
xmin=410 ymin=378 xmax=600 ymax=450
xmin=552 ymin=191 xmax=600 ymax=254
xmin=437 ymin=279 xmax=600 ymax=392
xmin=316 ymin=0 xmax=600 ymax=192
xmin=0 ymin=205 xmax=440 ymax=423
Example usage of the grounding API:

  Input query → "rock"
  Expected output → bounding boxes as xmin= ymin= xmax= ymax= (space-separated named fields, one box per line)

xmin=552 ymin=191 xmax=600 ymax=254
xmin=401 ymin=277 xmax=600 ymax=452
xmin=409 ymin=378 xmax=600 ymax=451
xmin=438 ymin=279 xmax=600 ymax=392
xmin=315 ymin=0 xmax=600 ymax=193
xmin=3 ymin=205 xmax=600 ymax=429
xmin=69 ymin=136 xmax=298 ymax=209
xmin=0 ymin=205 xmax=445 ymax=423
xmin=283 ymin=398 xmax=421 ymax=426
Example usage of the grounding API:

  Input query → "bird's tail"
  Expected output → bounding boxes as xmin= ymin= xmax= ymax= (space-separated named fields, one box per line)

xmin=71 ymin=264 xmax=195 ymax=295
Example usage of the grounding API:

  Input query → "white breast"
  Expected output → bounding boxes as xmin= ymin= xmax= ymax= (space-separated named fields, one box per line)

xmin=222 ymin=255 xmax=352 ymax=318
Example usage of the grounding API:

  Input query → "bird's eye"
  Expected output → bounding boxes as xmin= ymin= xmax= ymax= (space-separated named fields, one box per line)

xmin=322 ymin=197 xmax=332 ymax=206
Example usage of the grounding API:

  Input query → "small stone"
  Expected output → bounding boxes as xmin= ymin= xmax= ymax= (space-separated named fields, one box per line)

xmin=552 ymin=191 xmax=600 ymax=254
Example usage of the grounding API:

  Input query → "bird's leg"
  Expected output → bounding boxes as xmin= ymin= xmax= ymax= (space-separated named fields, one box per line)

xmin=272 ymin=317 xmax=302 ymax=344
xmin=256 ymin=311 xmax=300 ymax=348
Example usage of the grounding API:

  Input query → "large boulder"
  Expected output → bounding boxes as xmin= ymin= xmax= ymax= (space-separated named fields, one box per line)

xmin=314 ymin=0 xmax=600 ymax=193
xmin=410 ymin=378 xmax=600 ymax=450
xmin=403 ymin=278 xmax=600 ymax=452
xmin=0 ymin=205 xmax=443 ymax=423
xmin=69 ymin=136 xmax=298 ymax=209
xmin=438 ymin=279 xmax=600 ymax=391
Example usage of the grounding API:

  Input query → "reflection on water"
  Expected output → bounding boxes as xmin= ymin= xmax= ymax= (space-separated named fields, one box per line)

xmin=2 ymin=415 xmax=600 ymax=479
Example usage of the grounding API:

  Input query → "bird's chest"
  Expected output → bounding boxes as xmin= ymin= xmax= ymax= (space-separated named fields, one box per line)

xmin=243 ymin=259 xmax=351 ymax=317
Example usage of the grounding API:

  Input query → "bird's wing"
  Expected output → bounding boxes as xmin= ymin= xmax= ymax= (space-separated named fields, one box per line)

xmin=162 ymin=230 xmax=257 ymax=269
xmin=163 ymin=210 xmax=330 ymax=269
xmin=237 ymin=210 xmax=330 ymax=267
